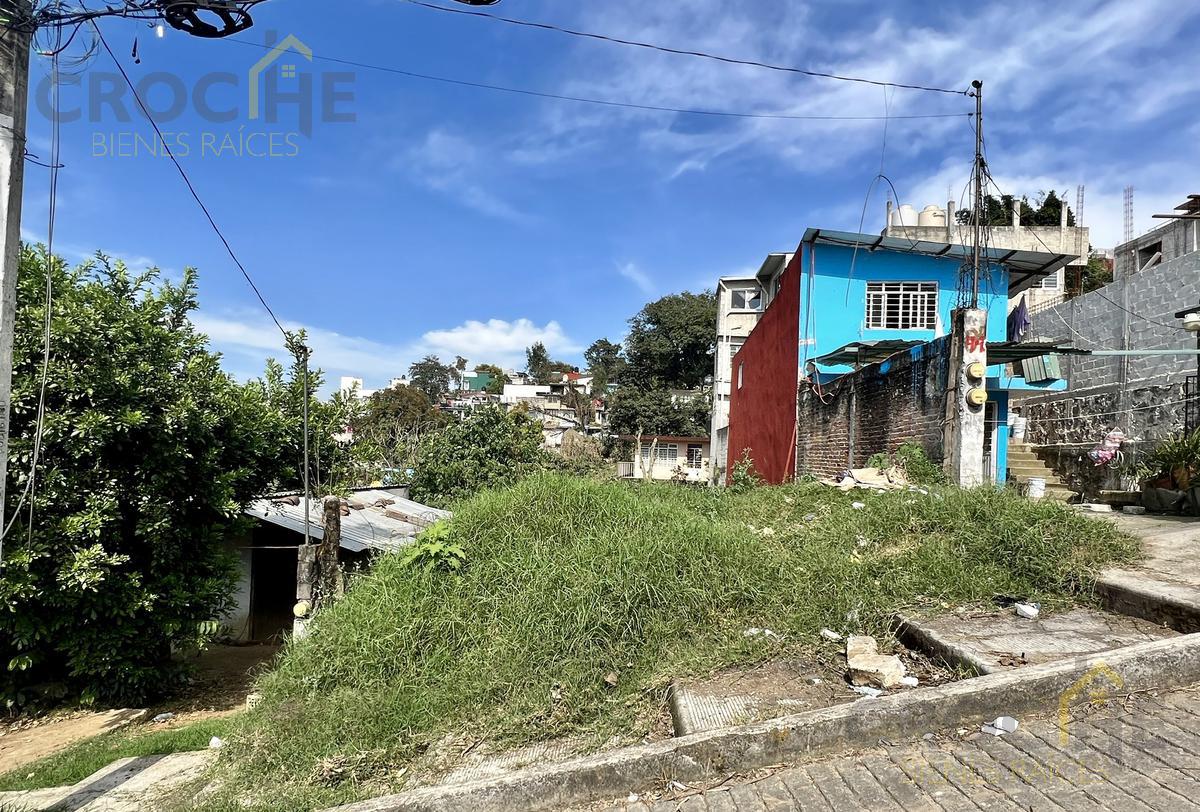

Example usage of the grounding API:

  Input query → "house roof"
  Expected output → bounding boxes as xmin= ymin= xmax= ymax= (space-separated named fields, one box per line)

xmin=618 ymin=435 xmax=709 ymax=444
xmin=811 ymin=339 xmax=1089 ymax=368
xmin=245 ymin=489 xmax=450 ymax=554
xmin=801 ymin=228 xmax=1078 ymax=295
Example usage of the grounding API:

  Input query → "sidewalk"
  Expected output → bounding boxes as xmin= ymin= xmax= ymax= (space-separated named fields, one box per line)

xmin=615 ymin=683 xmax=1200 ymax=811
xmin=1096 ymin=513 xmax=1200 ymax=632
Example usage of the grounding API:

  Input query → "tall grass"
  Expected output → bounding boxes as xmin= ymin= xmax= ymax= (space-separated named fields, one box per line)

xmin=206 ymin=474 xmax=1136 ymax=809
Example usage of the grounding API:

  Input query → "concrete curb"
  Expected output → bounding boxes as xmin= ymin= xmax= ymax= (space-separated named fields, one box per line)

xmin=892 ymin=613 xmax=994 ymax=676
xmin=326 ymin=633 xmax=1200 ymax=812
xmin=1096 ymin=569 xmax=1200 ymax=633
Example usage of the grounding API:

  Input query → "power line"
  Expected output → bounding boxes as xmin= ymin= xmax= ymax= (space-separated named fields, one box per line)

xmin=92 ymin=21 xmax=289 ymax=340
xmin=218 ymin=37 xmax=971 ymax=123
xmin=400 ymin=0 xmax=970 ymax=96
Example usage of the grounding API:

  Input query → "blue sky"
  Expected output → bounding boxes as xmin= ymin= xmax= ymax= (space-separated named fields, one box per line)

xmin=19 ymin=0 xmax=1200 ymax=390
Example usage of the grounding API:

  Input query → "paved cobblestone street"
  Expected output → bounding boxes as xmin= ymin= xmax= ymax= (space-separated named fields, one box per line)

xmin=613 ymin=685 xmax=1200 ymax=811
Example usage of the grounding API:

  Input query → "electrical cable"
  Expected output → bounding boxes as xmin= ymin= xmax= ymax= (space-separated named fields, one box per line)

xmin=216 ymin=37 xmax=972 ymax=124
xmin=400 ymin=0 xmax=970 ymax=96
xmin=92 ymin=20 xmax=289 ymax=340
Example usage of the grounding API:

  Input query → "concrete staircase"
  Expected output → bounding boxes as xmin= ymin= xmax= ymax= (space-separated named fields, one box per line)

xmin=0 ymin=750 xmax=213 ymax=811
xmin=1007 ymin=442 xmax=1075 ymax=502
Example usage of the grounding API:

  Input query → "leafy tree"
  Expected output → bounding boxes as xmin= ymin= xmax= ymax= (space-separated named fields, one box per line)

xmin=408 ymin=355 xmax=453 ymax=401
xmin=624 ymin=291 xmax=717 ymax=389
xmin=410 ymin=406 xmax=544 ymax=506
xmin=606 ymin=388 xmax=711 ymax=437
xmin=525 ymin=342 xmax=551 ymax=384
xmin=358 ymin=385 xmax=442 ymax=432
xmin=0 ymin=248 xmax=289 ymax=707
xmin=1079 ymin=253 xmax=1113 ymax=294
xmin=474 ymin=363 xmax=506 ymax=396
xmin=350 ymin=386 xmax=448 ymax=485
xmin=956 ymin=192 xmax=1075 ymax=228
xmin=584 ymin=338 xmax=625 ymax=395
xmin=453 ymin=356 xmax=468 ymax=392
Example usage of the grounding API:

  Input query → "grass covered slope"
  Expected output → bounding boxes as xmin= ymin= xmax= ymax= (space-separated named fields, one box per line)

xmin=217 ymin=474 xmax=1137 ymax=807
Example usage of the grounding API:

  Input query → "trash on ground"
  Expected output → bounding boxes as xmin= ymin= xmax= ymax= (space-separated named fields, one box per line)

xmin=850 ymin=685 xmax=883 ymax=698
xmin=1123 ymin=505 xmax=1147 ymax=515
xmin=803 ymin=513 xmax=817 ymax=522
xmin=1014 ymin=602 xmax=1040 ymax=619
xmin=851 ymin=502 xmax=866 ymax=510
xmin=743 ymin=627 xmax=781 ymax=640
xmin=822 ymin=467 xmax=910 ymax=492
xmin=846 ymin=635 xmax=907 ymax=689
xmin=899 ymin=676 xmax=920 ymax=687
xmin=246 ymin=692 xmax=263 ymax=710
xmin=209 ymin=736 xmax=225 ymax=749
xmin=981 ymin=716 xmax=1019 ymax=736
xmin=604 ymin=671 xmax=620 ymax=688
xmin=807 ymin=677 xmax=823 ymax=685
xmin=1077 ymin=503 xmax=1113 ymax=512
xmin=150 ymin=712 xmax=174 ymax=723
xmin=819 ymin=628 xmax=843 ymax=642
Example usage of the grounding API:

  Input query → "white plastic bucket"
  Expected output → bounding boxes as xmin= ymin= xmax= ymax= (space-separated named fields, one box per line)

xmin=1012 ymin=417 xmax=1028 ymax=442
xmin=1027 ymin=477 xmax=1046 ymax=500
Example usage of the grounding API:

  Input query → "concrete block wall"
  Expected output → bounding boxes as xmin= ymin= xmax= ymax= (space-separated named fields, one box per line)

xmin=1022 ymin=248 xmax=1200 ymax=493
xmin=797 ymin=338 xmax=951 ymax=478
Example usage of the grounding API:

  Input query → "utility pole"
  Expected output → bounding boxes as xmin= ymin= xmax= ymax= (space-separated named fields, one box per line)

xmin=0 ymin=0 xmax=31 ymax=540
xmin=970 ymin=79 xmax=983 ymax=308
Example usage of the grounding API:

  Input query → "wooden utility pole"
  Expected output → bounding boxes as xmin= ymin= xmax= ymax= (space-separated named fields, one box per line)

xmin=0 ymin=1 xmax=31 ymax=549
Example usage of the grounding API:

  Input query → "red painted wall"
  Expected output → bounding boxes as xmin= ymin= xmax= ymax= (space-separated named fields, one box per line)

xmin=726 ymin=249 xmax=801 ymax=484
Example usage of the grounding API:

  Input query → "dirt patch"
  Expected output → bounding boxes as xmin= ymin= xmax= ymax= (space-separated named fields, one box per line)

xmin=0 ymin=708 xmax=147 ymax=774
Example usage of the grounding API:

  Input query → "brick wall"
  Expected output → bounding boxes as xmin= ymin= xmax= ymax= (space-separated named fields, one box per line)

xmin=1022 ymin=247 xmax=1200 ymax=494
xmin=796 ymin=338 xmax=952 ymax=478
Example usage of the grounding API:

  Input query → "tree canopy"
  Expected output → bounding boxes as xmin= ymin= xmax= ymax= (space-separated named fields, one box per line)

xmin=0 ymin=249 xmax=290 ymax=707
xmin=584 ymin=338 xmax=625 ymax=395
xmin=606 ymin=389 xmax=710 ymax=438
xmin=956 ymin=191 xmax=1076 ymax=228
xmin=474 ymin=363 xmax=506 ymax=395
xmin=623 ymin=291 xmax=717 ymax=389
xmin=408 ymin=355 xmax=453 ymax=401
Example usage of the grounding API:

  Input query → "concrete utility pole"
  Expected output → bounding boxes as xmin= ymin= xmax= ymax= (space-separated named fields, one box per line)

xmin=0 ymin=1 xmax=31 ymax=541
xmin=316 ymin=495 xmax=342 ymax=606
xmin=970 ymin=79 xmax=983 ymax=308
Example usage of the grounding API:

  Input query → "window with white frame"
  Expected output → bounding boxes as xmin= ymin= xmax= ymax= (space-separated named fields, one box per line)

xmin=729 ymin=287 xmax=762 ymax=311
xmin=1032 ymin=270 xmax=1061 ymax=290
xmin=865 ymin=281 xmax=938 ymax=330
xmin=686 ymin=444 xmax=704 ymax=469
xmin=640 ymin=442 xmax=678 ymax=463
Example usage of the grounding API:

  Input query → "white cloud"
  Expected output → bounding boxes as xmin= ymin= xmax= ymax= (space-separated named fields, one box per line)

xmin=401 ymin=129 xmax=535 ymax=224
xmin=616 ymin=262 xmax=655 ymax=294
xmin=191 ymin=309 xmax=581 ymax=392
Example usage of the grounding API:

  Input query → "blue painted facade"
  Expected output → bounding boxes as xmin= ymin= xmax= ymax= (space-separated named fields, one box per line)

xmin=795 ymin=240 xmax=1055 ymax=485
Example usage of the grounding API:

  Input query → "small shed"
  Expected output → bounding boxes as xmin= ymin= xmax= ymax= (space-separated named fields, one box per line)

xmin=222 ymin=489 xmax=449 ymax=643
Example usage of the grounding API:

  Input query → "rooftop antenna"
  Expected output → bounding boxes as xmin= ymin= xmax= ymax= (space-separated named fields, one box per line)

xmin=1124 ymin=185 xmax=1135 ymax=243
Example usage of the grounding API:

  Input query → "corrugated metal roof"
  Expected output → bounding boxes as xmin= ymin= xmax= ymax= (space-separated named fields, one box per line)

xmin=801 ymin=228 xmax=1078 ymax=295
xmin=245 ymin=490 xmax=451 ymax=554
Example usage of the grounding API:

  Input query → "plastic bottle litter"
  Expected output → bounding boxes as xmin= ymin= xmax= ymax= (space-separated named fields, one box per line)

xmin=819 ymin=628 xmax=843 ymax=642
xmin=1014 ymin=602 xmax=1040 ymax=619
xmin=981 ymin=716 xmax=1019 ymax=736
xmin=743 ymin=627 xmax=780 ymax=639
xmin=899 ymin=676 xmax=920 ymax=687
xmin=150 ymin=712 xmax=174 ymax=723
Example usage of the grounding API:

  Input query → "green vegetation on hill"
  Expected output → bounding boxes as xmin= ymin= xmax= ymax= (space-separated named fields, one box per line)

xmin=201 ymin=474 xmax=1136 ymax=810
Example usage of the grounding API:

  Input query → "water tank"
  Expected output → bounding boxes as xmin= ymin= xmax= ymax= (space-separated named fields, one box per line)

xmin=918 ymin=204 xmax=946 ymax=227
xmin=890 ymin=203 xmax=918 ymax=228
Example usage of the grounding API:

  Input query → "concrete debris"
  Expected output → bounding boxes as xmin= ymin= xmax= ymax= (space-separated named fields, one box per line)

xmin=900 ymin=676 xmax=920 ymax=687
xmin=743 ymin=627 xmax=781 ymax=640
xmin=150 ymin=712 xmax=174 ymax=723
xmin=850 ymin=685 xmax=883 ymax=698
xmin=846 ymin=635 xmax=907 ymax=689
xmin=208 ymin=737 xmax=224 ymax=749
xmin=981 ymin=716 xmax=1019 ymax=736
xmin=1014 ymin=602 xmax=1040 ymax=619
xmin=819 ymin=628 xmax=843 ymax=642
xmin=823 ymin=466 xmax=910 ymax=492
xmin=1123 ymin=505 xmax=1147 ymax=515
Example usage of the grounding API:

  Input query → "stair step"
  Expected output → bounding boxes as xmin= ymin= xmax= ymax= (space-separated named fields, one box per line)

xmin=0 ymin=751 xmax=215 ymax=811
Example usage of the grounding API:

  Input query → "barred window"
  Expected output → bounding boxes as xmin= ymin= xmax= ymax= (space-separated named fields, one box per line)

xmin=865 ymin=281 xmax=938 ymax=330
xmin=1032 ymin=271 xmax=1061 ymax=290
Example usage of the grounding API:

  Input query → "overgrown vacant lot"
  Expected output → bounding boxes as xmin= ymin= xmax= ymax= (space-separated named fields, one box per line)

xmin=203 ymin=474 xmax=1137 ymax=809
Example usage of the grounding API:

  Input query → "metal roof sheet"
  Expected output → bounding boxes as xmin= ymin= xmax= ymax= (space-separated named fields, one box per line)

xmin=801 ymin=228 xmax=1078 ymax=295
xmin=245 ymin=490 xmax=450 ymax=554
xmin=810 ymin=339 xmax=924 ymax=367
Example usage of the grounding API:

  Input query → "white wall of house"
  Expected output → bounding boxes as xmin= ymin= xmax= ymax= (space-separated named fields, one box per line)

xmin=619 ymin=439 xmax=711 ymax=483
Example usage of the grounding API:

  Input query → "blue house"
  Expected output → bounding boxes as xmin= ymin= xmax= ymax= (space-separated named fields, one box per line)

xmin=727 ymin=228 xmax=1079 ymax=485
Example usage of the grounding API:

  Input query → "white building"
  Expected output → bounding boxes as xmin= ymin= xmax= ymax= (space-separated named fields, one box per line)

xmin=709 ymin=254 xmax=791 ymax=483
xmin=616 ymin=435 xmax=712 ymax=483
xmin=339 ymin=376 xmax=409 ymax=400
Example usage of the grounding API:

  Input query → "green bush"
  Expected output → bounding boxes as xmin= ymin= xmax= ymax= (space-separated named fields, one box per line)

xmin=0 ymin=249 xmax=288 ymax=709
xmin=212 ymin=474 xmax=1136 ymax=809
xmin=409 ymin=405 xmax=544 ymax=507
